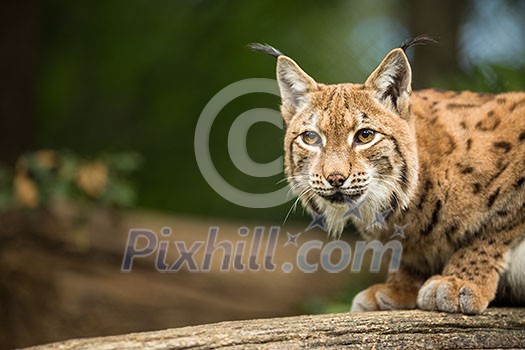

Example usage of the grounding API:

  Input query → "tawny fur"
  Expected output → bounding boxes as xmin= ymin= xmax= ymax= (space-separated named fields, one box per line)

xmin=271 ymin=45 xmax=525 ymax=314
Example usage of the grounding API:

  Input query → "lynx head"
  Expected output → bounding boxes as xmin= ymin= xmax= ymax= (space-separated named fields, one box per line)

xmin=251 ymin=43 xmax=422 ymax=237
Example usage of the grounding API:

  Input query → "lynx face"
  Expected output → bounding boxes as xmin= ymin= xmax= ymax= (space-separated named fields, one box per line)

xmin=278 ymin=50 xmax=418 ymax=235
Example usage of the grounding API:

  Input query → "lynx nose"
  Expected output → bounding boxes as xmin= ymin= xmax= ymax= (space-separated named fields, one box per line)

xmin=326 ymin=173 xmax=347 ymax=188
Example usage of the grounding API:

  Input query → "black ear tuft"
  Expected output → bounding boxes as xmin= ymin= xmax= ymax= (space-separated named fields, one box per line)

xmin=400 ymin=34 xmax=438 ymax=52
xmin=247 ymin=43 xmax=283 ymax=58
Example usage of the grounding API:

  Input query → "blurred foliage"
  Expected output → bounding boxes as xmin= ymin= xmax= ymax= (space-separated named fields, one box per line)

xmin=34 ymin=0 xmax=409 ymax=222
xmin=439 ymin=64 xmax=525 ymax=93
xmin=0 ymin=150 xmax=141 ymax=210
xmin=32 ymin=0 xmax=525 ymax=223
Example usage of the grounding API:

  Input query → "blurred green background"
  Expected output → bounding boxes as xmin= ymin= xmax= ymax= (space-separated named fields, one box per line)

xmin=1 ymin=1 xmax=525 ymax=347
xmin=2 ymin=0 xmax=524 ymax=222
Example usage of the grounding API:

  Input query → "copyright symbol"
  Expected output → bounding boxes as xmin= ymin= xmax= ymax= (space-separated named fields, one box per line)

xmin=194 ymin=78 xmax=290 ymax=208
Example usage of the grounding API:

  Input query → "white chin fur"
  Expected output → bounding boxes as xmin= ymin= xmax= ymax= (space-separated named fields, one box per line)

xmin=312 ymin=199 xmax=349 ymax=239
xmin=298 ymin=176 xmax=402 ymax=239
xmin=318 ymin=183 xmax=397 ymax=238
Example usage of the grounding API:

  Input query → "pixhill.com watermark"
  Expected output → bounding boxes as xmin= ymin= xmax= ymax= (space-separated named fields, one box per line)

xmin=121 ymin=226 xmax=403 ymax=273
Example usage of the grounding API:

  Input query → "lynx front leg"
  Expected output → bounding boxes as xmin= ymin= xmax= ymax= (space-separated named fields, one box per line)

xmin=351 ymin=268 xmax=423 ymax=312
xmin=417 ymin=228 xmax=521 ymax=314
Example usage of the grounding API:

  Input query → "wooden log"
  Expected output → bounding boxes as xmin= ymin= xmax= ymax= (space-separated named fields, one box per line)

xmin=27 ymin=308 xmax=525 ymax=349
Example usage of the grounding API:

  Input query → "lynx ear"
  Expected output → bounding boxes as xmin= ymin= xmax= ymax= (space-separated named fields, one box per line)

xmin=365 ymin=48 xmax=412 ymax=117
xmin=276 ymin=56 xmax=317 ymax=122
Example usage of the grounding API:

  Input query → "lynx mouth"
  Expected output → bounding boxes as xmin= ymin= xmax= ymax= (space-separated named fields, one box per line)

xmin=322 ymin=192 xmax=362 ymax=205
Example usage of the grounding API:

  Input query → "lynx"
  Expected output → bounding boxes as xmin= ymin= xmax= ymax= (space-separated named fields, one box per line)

xmin=251 ymin=37 xmax=525 ymax=314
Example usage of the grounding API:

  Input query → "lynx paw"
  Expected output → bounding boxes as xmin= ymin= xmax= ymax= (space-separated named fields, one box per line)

xmin=417 ymin=276 xmax=489 ymax=314
xmin=351 ymin=283 xmax=417 ymax=312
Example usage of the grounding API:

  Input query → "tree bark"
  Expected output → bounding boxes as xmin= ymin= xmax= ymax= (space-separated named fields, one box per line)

xmin=26 ymin=308 xmax=525 ymax=349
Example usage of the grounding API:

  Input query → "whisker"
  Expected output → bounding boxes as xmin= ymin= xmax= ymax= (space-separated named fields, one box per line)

xmin=283 ymin=187 xmax=314 ymax=225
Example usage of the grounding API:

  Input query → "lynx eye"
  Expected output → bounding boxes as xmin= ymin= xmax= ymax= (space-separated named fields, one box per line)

xmin=301 ymin=131 xmax=321 ymax=146
xmin=355 ymin=129 xmax=375 ymax=144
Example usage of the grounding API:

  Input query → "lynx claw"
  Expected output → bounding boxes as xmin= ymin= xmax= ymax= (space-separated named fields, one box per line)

xmin=417 ymin=276 xmax=489 ymax=314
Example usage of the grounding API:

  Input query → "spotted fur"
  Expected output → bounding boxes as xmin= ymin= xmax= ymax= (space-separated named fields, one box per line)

xmin=263 ymin=43 xmax=525 ymax=314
